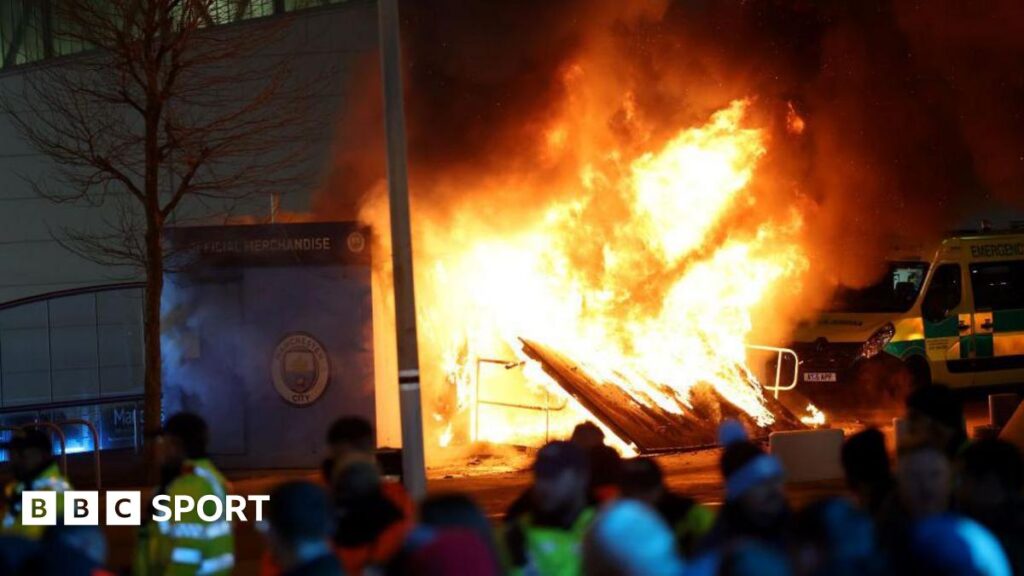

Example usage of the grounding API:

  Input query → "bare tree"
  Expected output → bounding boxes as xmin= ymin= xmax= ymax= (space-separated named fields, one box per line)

xmin=1 ymin=0 xmax=316 ymax=473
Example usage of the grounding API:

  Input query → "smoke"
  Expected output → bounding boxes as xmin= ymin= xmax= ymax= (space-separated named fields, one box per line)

xmin=320 ymin=0 xmax=1024 ymax=271
xmin=313 ymin=0 xmax=1024 ymax=453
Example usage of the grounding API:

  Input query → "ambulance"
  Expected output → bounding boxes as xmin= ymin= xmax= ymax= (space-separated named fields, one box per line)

xmin=790 ymin=229 xmax=1024 ymax=393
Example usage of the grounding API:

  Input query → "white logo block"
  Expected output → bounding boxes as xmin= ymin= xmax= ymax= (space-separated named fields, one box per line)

xmin=65 ymin=491 xmax=99 ymax=525
xmin=106 ymin=491 xmax=142 ymax=526
xmin=21 ymin=491 xmax=56 ymax=526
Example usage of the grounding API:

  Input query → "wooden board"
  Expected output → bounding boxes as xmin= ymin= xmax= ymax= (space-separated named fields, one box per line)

xmin=519 ymin=338 xmax=806 ymax=453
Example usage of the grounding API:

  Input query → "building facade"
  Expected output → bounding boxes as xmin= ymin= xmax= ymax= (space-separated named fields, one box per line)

xmin=0 ymin=0 xmax=400 ymax=456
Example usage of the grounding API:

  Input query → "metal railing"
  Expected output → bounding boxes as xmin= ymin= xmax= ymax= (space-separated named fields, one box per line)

xmin=0 ymin=418 xmax=104 ymax=489
xmin=0 ymin=422 xmax=69 ymax=475
xmin=745 ymin=344 xmax=800 ymax=399
xmin=473 ymin=357 xmax=569 ymax=444
xmin=55 ymin=419 xmax=102 ymax=490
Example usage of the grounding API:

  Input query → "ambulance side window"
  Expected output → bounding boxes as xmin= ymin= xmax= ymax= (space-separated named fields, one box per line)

xmin=970 ymin=261 xmax=1024 ymax=311
xmin=922 ymin=264 xmax=962 ymax=322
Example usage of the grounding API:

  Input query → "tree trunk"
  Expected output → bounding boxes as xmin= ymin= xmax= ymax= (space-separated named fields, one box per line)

xmin=143 ymin=225 xmax=164 ymax=484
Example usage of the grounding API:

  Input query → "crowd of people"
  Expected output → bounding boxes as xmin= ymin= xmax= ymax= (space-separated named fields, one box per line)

xmin=0 ymin=383 xmax=1022 ymax=575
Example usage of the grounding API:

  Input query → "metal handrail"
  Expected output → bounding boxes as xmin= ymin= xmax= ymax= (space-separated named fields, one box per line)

xmin=474 ymin=357 xmax=568 ymax=444
xmin=55 ymin=419 xmax=102 ymax=490
xmin=745 ymin=344 xmax=800 ymax=399
xmin=20 ymin=422 xmax=68 ymax=475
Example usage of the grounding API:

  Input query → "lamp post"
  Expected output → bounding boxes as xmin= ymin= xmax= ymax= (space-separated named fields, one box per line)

xmin=377 ymin=0 xmax=427 ymax=499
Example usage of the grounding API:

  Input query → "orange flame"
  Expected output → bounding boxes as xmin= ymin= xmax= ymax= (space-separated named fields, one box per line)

xmin=368 ymin=96 xmax=818 ymax=458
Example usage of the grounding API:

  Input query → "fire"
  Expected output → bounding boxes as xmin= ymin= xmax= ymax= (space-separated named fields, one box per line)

xmin=393 ymin=96 xmax=814 ymax=456
xmin=801 ymin=403 xmax=827 ymax=427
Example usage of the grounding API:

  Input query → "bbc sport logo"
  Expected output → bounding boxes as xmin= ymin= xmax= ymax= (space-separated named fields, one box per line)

xmin=21 ymin=491 xmax=270 ymax=526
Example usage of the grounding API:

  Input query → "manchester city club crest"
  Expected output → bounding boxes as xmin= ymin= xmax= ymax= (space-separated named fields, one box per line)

xmin=271 ymin=332 xmax=331 ymax=406
xmin=346 ymin=231 xmax=366 ymax=253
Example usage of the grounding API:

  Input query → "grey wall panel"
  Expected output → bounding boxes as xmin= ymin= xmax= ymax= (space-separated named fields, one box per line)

xmin=52 ymin=368 xmax=100 ymax=402
xmin=3 ymin=371 xmax=49 ymax=406
xmin=0 ymin=242 xmax=139 ymax=303
xmin=0 ymin=327 xmax=48 ymax=373
xmin=49 ymin=293 xmax=97 ymax=327
xmin=96 ymin=289 xmax=144 ymax=326
xmin=100 ymin=365 xmax=142 ymax=396
xmin=98 ymin=323 xmax=143 ymax=368
xmin=50 ymin=326 xmax=98 ymax=369
xmin=0 ymin=300 xmax=47 ymax=328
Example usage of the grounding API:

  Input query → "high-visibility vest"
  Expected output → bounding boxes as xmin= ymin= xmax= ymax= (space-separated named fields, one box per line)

xmin=507 ymin=507 xmax=596 ymax=576
xmin=1 ymin=461 xmax=71 ymax=540
xmin=135 ymin=458 xmax=235 ymax=576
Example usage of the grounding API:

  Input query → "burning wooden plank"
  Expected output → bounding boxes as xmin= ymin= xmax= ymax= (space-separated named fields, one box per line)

xmin=519 ymin=338 xmax=806 ymax=453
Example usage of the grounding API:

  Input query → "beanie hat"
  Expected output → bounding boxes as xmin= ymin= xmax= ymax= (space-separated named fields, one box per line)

xmin=534 ymin=441 xmax=588 ymax=479
xmin=718 ymin=419 xmax=783 ymax=501
xmin=910 ymin=514 xmax=1011 ymax=576
xmin=586 ymin=499 xmax=685 ymax=576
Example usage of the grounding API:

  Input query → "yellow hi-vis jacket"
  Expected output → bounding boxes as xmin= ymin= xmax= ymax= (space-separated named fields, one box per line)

xmin=135 ymin=458 xmax=235 ymax=576
xmin=1 ymin=461 xmax=71 ymax=540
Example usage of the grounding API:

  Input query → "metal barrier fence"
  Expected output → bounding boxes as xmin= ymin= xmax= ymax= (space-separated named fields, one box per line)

xmin=473 ymin=357 xmax=568 ymax=444
xmin=0 ymin=394 xmax=143 ymax=488
xmin=472 ymin=345 xmax=801 ymax=442
xmin=745 ymin=344 xmax=800 ymax=399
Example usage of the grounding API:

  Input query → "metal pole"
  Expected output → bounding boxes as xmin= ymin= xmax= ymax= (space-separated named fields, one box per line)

xmin=377 ymin=0 xmax=427 ymax=500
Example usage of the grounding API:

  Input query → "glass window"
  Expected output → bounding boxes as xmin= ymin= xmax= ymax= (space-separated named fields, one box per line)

xmin=828 ymin=261 xmax=930 ymax=313
xmin=0 ymin=0 xmax=342 ymax=70
xmin=50 ymin=0 xmax=90 ymax=57
xmin=206 ymin=0 xmax=276 ymax=25
xmin=922 ymin=263 xmax=963 ymax=322
xmin=0 ymin=286 xmax=143 ymax=407
xmin=0 ymin=0 xmax=47 ymax=67
xmin=971 ymin=261 xmax=1024 ymax=311
xmin=285 ymin=0 xmax=347 ymax=12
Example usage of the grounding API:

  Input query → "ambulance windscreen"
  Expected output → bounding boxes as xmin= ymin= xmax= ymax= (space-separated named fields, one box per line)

xmin=828 ymin=261 xmax=930 ymax=313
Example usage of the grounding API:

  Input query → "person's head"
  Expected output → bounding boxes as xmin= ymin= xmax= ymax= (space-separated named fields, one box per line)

xmin=957 ymin=439 xmax=1024 ymax=521
xmin=909 ymin=514 xmax=1012 ymax=576
xmin=262 ymin=481 xmax=335 ymax=570
xmin=620 ymin=457 xmax=666 ymax=505
xmin=570 ymin=421 xmax=605 ymax=451
xmin=791 ymin=498 xmax=876 ymax=576
xmin=842 ymin=428 xmax=892 ymax=508
xmin=842 ymin=428 xmax=891 ymax=489
xmin=156 ymin=412 xmax=208 ymax=474
xmin=421 ymin=492 xmax=492 ymax=535
xmin=897 ymin=441 xmax=952 ymax=518
xmin=588 ymin=444 xmax=623 ymax=495
xmin=326 ymin=416 xmax=374 ymax=460
xmin=583 ymin=499 xmax=685 ymax=576
xmin=332 ymin=458 xmax=382 ymax=504
xmin=323 ymin=416 xmax=375 ymax=483
xmin=5 ymin=429 xmax=54 ymax=481
xmin=906 ymin=385 xmax=966 ymax=457
xmin=531 ymin=441 xmax=589 ymax=518
xmin=420 ymin=493 xmax=502 ymax=573
xmin=719 ymin=420 xmax=787 ymax=529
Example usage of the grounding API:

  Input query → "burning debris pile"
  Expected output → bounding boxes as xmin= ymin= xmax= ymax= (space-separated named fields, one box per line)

xmin=317 ymin=0 xmax=1024 ymax=462
xmin=392 ymin=99 xmax=815 ymax=454
xmin=521 ymin=339 xmax=807 ymax=454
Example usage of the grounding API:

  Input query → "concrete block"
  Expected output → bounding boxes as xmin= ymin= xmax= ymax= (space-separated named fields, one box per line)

xmin=1000 ymin=401 xmax=1024 ymax=453
xmin=769 ymin=428 xmax=845 ymax=483
xmin=990 ymin=393 xmax=1021 ymax=430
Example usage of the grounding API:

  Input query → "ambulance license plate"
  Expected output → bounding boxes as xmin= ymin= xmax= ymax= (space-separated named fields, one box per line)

xmin=803 ymin=372 xmax=837 ymax=383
